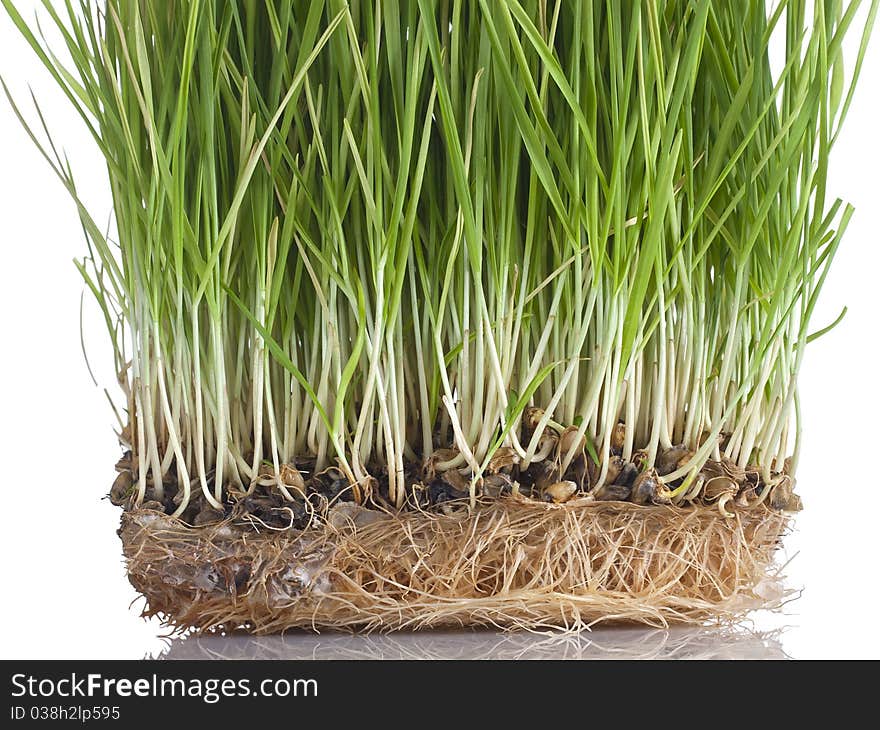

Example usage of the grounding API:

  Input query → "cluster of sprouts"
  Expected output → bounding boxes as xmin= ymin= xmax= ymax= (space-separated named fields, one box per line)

xmin=4 ymin=0 xmax=875 ymax=516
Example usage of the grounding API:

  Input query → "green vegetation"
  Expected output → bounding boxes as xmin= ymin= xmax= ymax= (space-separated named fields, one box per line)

xmin=3 ymin=0 xmax=876 ymax=518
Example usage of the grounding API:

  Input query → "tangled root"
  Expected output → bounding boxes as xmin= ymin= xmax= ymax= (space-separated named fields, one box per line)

xmin=120 ymin=497 xmax=789 ymax=634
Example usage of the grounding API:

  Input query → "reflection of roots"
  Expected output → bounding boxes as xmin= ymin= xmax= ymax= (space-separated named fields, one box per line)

xmin=121 ymin=498 xmax=789 ymax=634
xmin=155 ymin=626 xmax=789 ymax=660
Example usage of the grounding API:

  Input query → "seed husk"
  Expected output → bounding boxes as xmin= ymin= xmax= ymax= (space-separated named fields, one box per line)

xmin=280 ymin=463 xmax=306 ymax=492
xmin=593 ymin=482 xmax=633 ymax=502
xmin=657 ymin=444 xmax=692 ymax=476
xmin=558 ymin=426 xmax=586 ymax=460
xmin=487 ymin=446 xmax=520 ymax=474
xmin=769 ymin=476 xmax=799 ymax=511
xmin=423 ymin=449 xmax=459 ymax=481
xmin=109 ymin=471 xmax=134 ymax=506
xmin=480 ymin=473 xmax=513 ymax=498
xmin=543 ymin=480 xmax=578 ymax=504
xmin=533 ymin=461 xmax=562 ymax=493
xmin=703 ymin=476 xmax=738 ymax=517
xmin=114 ymin=450 xmax=135 ymax=473
xmin=523 ymin=407 xmax=545 ymax=434
xmin=532 ymin=430 xmax=559 ymax=463
xmin=702 ymin=457 xmax=747 ymax=486
xmin=631 ymin=470 xmax=672 ymax=506
xmin=615 ymin=462 xmax=639 ymax=488
xmin=603 ymin=455 xmax=624 ymax=484
xmin=703 ymin=476 xmax=738 ymax=501
xmin=440 ymin=467 xmax=471 ymax=494
xmin=565 ymin=456 xmax=590 ymax=491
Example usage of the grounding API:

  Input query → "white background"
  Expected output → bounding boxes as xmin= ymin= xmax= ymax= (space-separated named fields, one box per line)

xmin=1 ymin=2 xmax=878 ymax=659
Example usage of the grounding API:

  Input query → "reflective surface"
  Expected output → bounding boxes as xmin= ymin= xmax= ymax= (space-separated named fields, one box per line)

xmin=155 ymin=625 xmax=787 ymax=660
